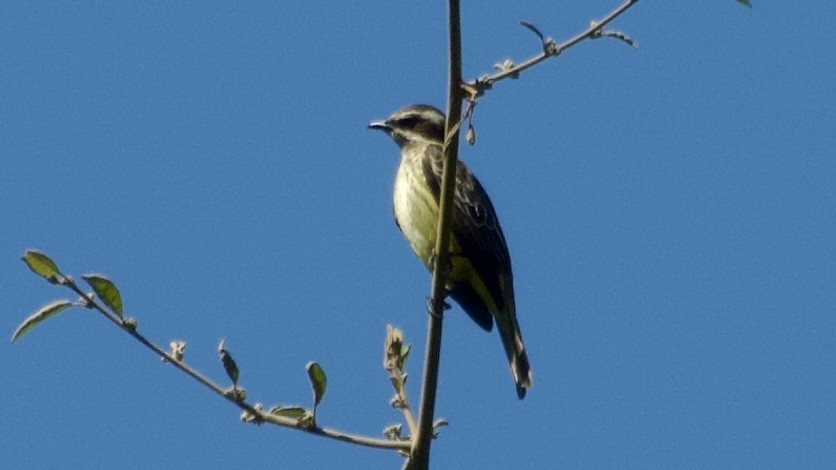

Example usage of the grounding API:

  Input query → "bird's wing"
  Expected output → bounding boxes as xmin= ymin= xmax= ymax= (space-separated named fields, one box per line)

xmin=421 ymin=144 xmax=513 ymax=319
xmin=421 ymin=143 xmax=531 ymax=398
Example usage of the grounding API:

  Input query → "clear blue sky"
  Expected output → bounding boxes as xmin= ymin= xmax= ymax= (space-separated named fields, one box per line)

xmin=2 ymin=2 xmax=834 ymax=468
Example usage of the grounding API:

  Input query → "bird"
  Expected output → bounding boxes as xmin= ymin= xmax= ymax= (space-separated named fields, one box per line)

xmin=369 ymin=104 xmax=532 ymax=399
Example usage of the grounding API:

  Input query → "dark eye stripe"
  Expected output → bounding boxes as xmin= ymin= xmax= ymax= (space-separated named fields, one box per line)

xmin=397 ymin=116 xmax=420 ymax=127
xmin=388 ymin=108 xmax=446 ymax=143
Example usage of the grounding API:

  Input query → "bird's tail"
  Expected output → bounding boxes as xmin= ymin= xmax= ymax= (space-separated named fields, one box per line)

xmin=497 ymin=305 xmax=533 ymax=399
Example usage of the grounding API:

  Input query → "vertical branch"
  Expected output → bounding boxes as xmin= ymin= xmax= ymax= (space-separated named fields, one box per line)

xmin=410 ymin=0 xmax=463 ymax=468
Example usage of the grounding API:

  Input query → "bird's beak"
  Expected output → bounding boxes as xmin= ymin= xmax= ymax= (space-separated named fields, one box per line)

xmin=368 ymin=120 xmax=390 ymax=131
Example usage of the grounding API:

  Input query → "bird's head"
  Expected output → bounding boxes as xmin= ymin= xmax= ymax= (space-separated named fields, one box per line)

xmin=369 ymin=104 xmax=446 ymax=148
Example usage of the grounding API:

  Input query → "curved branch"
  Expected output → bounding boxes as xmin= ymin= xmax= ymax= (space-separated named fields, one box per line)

xmin=462 ymin=0 xmax=640 ymax=100
xmin=61 ymin=279 xmax=409 ymax=452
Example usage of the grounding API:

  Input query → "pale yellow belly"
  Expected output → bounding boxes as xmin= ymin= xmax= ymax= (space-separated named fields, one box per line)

xmin=393 ymin=155 xmax=439 ymax=268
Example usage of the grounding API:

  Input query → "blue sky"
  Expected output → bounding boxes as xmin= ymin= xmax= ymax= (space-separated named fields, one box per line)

xmin=2 ymin=1 xmax=835 ymax=468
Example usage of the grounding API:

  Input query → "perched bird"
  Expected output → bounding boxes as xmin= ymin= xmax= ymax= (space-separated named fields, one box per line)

xmin=369 ymin=104 xmax=532 ymax=399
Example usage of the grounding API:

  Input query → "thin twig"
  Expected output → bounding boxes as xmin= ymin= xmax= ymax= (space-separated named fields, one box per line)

xmin=62 ymin=279 xmax=409 ymax=452
xmin=384 ymin=325 xmax=418 ymax=439
xmin=395 ymin=371 xmax=418 ymax=438
xmin=462 ymin=0 xmax=640 ymax=100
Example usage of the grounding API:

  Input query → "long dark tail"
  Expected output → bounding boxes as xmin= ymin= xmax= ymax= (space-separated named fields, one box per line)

xmin=496 ymin=305 xmax=533 ymax=399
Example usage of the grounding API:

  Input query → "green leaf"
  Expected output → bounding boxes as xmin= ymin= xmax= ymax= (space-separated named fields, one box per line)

xmin=399 ymin=343 xmax=411 ymax=371
xmin=21 ymin=249 xmax=64 ymax=284
xmin=268 ymin=405 xmax=308 ymax=419
xmin=11 ymin=299 xmax=73 ymax=342
xmin=735 ymin=0 xmax=752 ymax=7
xmin=218 ymin=339 xmax=240 ymax=387
xmin=81 ymin=274 xmax=123 ymax=318
xmin=306 ymin=361 xmax=327 ymax=411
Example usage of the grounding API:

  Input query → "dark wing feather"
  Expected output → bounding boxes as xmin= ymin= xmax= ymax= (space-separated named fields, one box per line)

xmin=451 ymin=159 xmax=512 ymax=310
xmin=421 ymin=144 xmax=513 ymax=322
